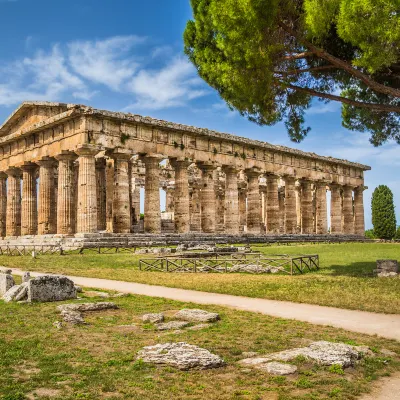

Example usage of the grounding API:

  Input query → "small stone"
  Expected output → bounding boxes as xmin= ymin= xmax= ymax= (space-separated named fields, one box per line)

xmin=258 ymin=362 xmax=297 ymax=375
xmin=112 ymin=293 xmax=128 ymax=298
xmin=137 ymin=342 xmax=225 ymax=370
xmin=53 ymin=321 xmax=63 ymax=330
xmin=377 ymin=272 xmax=398 ymax=278
xmin=57 ymin=302 xmax=118 ymax=313
xmin=187 ymin=323 xmax=211 ymax=331
xmin=75 ymin=286 xmax=82 ymax=293
xmin=22 ymin=272 xmax=31 ymax=283
xmin=174 ymin=309 xmax=220 ymax=323
xmin=61 ymin=310 xmax=86 ymax=325
xmin=242 ymin=352 xmax=259 ymax=358
xmin=156 ymin=321 xmax=190 ymax=331
xmin=83 ymin=291 xmax=110 ymax=298
xmin=142 ymin=313 xmax=164 ymax=324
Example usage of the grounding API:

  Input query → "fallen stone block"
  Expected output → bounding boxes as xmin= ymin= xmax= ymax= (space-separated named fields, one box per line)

xmin=3 ymin=285 xmax=25 ymax=303
xmin=83 ymin=291 xmax=110 ymax=298
xmin=142 ymin=313 xmax=164 ymax=323
xmin=187 ymin=323 xmax=212 ymax=331
xmin=14 ymin=283 xmax=29 ymax=301
xmin=0 ymin=273 xmax=15 ymax=296
xmin=376 ymin=259 xmax=399 ymax=273
xmin=258 ymin=362 xmax=298 ymax=375
xmin=174 ymin=309 xmax=220 ymax=323
xmin=57 ymin=302 xmax=118 ymax=313
xmin=28 ymin=276 xmax=77 ymax=303
xmin=156 ymin=321 xmax=190 ymax=331
xmin=377 ymin=271 xmax=399 ymax=278
xmin=137 ymin=342 xmax=225 ymax=370
xmin=61 ymin=310 xmax=86 ymax=325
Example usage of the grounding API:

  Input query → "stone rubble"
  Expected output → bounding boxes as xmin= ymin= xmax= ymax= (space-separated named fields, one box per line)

xmin=375 ymin=260 xmax=399 ymax=277
xmin=57 ymin=302 xmax=118 ymax=325
xmin=239 ymin=341 xmax=372 ymax=368
xmin=174 ymin=309 xmax=220 ymax=323
xmin=142 ymin=313 xmax=164 ymax=324
xmin=187 ymin=323 xmax=212 ymax=331
xmin=3 ymin=284 xmax=25 ymax=302
xmin=258 ymin=362 xmax=298 ymax=375
xmin=156 ymin=321 xmax=190 ymax=331
xmin=137 ymin=342 xmax=225 ymax=370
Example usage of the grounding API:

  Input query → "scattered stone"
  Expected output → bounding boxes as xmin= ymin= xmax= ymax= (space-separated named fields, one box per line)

xmin=75 ymin=286 xmax=82 ymax=293
xmin=0 ymin=273 xmax=15 ymax=296
xmin=258 ymin=362 xmax=298 ymax=375
xmin=14 ymin=283 xmax=29 ymax=302
xmin=3 ymin=285 xmax=25 ymax=302
xmin=22 ymin=272 xmax=31 ymax=283
xmin=137 ymin=342 xmax=225 ymax=370
xmin=239 ymin=341 xmax=371 ymax=368
xmin=377 ymin=272 xmax=399 ymax=278
xmin=187 ymin=323 xmax=211 ymax=331
xmin=53 ymin=321 xmax=63 ymax=330
xmin=376 ymin=260 xmax=399 ymax=273
xmin=112 ymin=293 xmax=129 ymax=298
xmin=83 ymin=290 xmax=110 ymax=298
xmin=380 ymin=348 xmax=397 ymax=357
xmin=142 ymin=313 xmax=164 ymax=323
xmin=242 ymin=352 xmax=259 ymax=358
xmin=28 ymin=276 xmax=77 ymax=303
xmin=60 ymin=310 xmax=86 ymax=325
xmin=57 ymin=302 xmax=118 ymax=313
xmin=174 ymin=309 xmax=220 ymax=323
xmin=156 ymin=321 xmax=190 ymax=331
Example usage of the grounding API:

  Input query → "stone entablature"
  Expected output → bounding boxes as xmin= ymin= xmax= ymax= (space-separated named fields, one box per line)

xmin=0 ymin=101 xmax=370 ymax=238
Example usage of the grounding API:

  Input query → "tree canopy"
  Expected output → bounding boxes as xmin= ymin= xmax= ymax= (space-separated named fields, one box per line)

xmin=371 ymin=185 xmax=397 ymax=239
xmin=184 ymin=0 xmax=400 ymax=145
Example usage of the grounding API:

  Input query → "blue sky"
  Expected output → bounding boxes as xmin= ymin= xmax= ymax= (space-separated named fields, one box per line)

xmin=0 ymin=0 xmax=398 ymax=229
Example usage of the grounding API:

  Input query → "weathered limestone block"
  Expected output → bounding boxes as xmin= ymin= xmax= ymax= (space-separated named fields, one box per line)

xmin=61 ymin=309 xmax=86 ymax=325
xmin=156 ymin=321 xmax=190 ymax=331
xmin=173 ymin=309 xmax=220 ymax=323
xmin=258 ymin=362 xmax=298 ymax=375
xmin=142 ymin=313 xmax=164 ymax=323
xmin=376 ymin=260 xmax=398 ymax=273
xmin=137 ymin=342 xmax=225 ymax=370
xmin=57 ymin=302 xmax=118 ymax=312
xmin=14 ymin=282 xmax=29 ymax=301
xmin=3 ymin=284 xmax=25 ymax=302
xmin=28 ymin=276 xmax=77 ymax=302
xmin=22 ymin=272 xmax=31 ymax=283
xmin=0 ymin=273 xmax=15 ymax=296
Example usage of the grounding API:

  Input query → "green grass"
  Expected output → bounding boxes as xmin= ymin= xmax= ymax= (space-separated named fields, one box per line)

xmin=1 ymin=243 xmax=400 ymax=314
xmin=1 ymin=290 xmax=400 ymax=400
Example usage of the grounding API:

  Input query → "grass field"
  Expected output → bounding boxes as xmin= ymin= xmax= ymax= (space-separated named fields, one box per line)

xmin=1 ymin=287 xmax=400 ymax=400
xmin=0 ymin=243 xmax=399 ymax=314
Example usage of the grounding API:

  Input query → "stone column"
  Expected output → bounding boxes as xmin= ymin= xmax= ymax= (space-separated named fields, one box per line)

xmin=301 ymin=179 xmax=314 ymax=234
xmin=223 ymin=166 xmax=239 ymax=234
xmin=56 ymin=152 xmax=77 ymax=235
xmin=171 ymin=159 xmax=191 ymax=233
xmin=76 ymin=145 xmax=100 ymax=233
xmin=198 ymin=162 xmax=217 ymax=233
xmin=95 ymin=158 xmax=107 ymax=231
xmin=238 ymin=188 xmax=247 ymax=233
xmin=112 ymin=151 xmax=132 ymax=233
xmin=245 ymin=169 xmax=261 ymax=234
xmin=354 ymin=185 xmax=365 ymax=236
xmin=131 ymin=178 xmax=141 ymax=225
xmin=266 ymin=174 xmax=279 ymax=234
xmin=189 ymin=185 xmax=202 ymax=232
xmin=315 ymin=182 xmax=328 ymax=234
xmin=21 ymin=163 xmax=38 ymax=235
xmin=0 ymin=172 xmax=6 ymax=237
xmin=342 ymin=185 xmax=354 ymax=234
xmin=330 ymin=183 xmax=342 ymax=234
xmin=143 ymin=155 xmax=162 ymax=234
xmin=5 ymin=168 xmax=22 ymax=236
xmin=278 ymin=186 xmax=285 ymax=234
xmin=284 ymin=176 xmax=297 ymax=234
xmin=37 ymin=158 xmax=56 ymax=235
xmin=165 ymin=188 xmax=175 ymax=213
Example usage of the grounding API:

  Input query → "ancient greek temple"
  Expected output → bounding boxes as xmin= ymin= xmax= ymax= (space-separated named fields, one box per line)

xmin=0 ymin=102 xmax=370 ymax=242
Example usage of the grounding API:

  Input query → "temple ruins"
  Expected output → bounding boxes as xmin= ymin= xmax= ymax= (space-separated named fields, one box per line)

xmin=0 ymin=101 xmax=370 ymax=245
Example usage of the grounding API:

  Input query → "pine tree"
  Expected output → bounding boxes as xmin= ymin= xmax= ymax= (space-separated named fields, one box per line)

xmin=371 ymin=185 xmax=396 ymax=239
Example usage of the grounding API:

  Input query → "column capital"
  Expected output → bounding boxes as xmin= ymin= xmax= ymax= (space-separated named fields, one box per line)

xmin=37 ymin=157 xmax=57 ymax=167
xmin=20 ymin=162 xmax=38 ymax=172
xmin=244 ymin=167 xmax=262 ymax=177
xmin=107 ymin=148 xmax=133 ymax=160
xmin=222 ymin=165 xmax=240 ymax=174
xmin=95 ymin=157 xmax=107 ymax=169
xmin=55 ymin=151 xmax=78 ymax=162
xmin=354 ymin=184 xmax=367 ymax=192
xmin=197 ymin=161 xmax=218 ymax=172
xmin=0 ymin=171 xmax=7 ymax=180
xmin=75 ymin=144 xmax=103 ymax=157
xmin=170 ymin=157 xmax=192 ymax=169
xmin=5 ymin=167 xmax=22 ymax=178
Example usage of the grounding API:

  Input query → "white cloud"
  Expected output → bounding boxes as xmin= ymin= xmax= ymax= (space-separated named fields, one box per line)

xmin=307 ymin=101 xmax=341 ymax=115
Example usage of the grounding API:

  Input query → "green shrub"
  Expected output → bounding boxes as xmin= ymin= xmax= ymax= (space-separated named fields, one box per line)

xmin=395 ymin=226 xmax=400 ymax=240
xmin=371 ymin=185 xmax=396 ymax=239
xmin=365 ymin=229 xmax=377 ymax=239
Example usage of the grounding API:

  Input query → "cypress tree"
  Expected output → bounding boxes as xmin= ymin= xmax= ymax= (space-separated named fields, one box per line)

xmin=371 ymin=185 xmax=396 ymax=239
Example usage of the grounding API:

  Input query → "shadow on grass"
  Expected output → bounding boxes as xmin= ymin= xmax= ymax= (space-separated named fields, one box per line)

xmin=322 ymin=262 xmax=376 ymax=277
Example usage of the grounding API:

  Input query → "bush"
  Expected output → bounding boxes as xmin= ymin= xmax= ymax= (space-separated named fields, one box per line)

xmin=365 ymin=229 xmax=376 ymax=239
xmin=395 ymin=226 xmax=400 ymax=240
xmin=371 ymin=185 xmax=396 ymax=239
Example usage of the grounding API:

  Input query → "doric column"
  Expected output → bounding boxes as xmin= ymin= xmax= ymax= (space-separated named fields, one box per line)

xmin=95 ymin=158 xmax=107 ymax=231
xmin=143 ymin=155 xmax=162 ymax=234
xmin=56 ymin=152 xmax=77 ymax=235
xmin=223 ymin=166 xmax=239 ymax=234
xmin=354 ymin=185 xmax=365 ymax=236
xmin=5 ymin=168 xmax=22 ymax=236
xmin=295 ymin=182 xmax=302 ymax=233
xmin=278 ymin=186 xmax=285 ymax=234
xmin=266 ymin=174 xmax=279 ymax=234
xmin=171 ymin=159 xmax=191 ymax=233
xmin=21 ymin=163 xmax=38 ymax=235
xmin=165 ymin=187 xmax=175 ymax=213
xmin=112 ymin=150 xmax=132 ymax=233
xmin=330 ymin=183 xmax=342 ymax=234
xmin=245 ymin=168 xmax=261 ymax=234
xmin=0 ymin=172 xmax=6 ymax=237
xmin=301 ymin=179 xmax=314 ymax=234
xmin=342 ymin=185 xmax=354 ymax=234
xmin=238 ymin=188 xmax=247 ymax=233
xmin=131 ymin=177 xmax=141 ymax=225
xmin=37 ymin=158 xmax=56 ymax=235
xmin=315 ymin=181 xmax=328 ymax=234
xmin=284 ymin=176 xmax=297 ymax=234
xmin=76 ymin=145 xmax=100 ymax=233
xmin=198 ymin=162 xmax=217 ymax=233
xmin=189 ymin=185 xmax=202 ymax=232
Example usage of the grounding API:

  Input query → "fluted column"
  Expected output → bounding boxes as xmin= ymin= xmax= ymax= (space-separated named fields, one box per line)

xmin=189 ymin=185 xmax=202 ymax=232
xmin=198 ymin=162 xmax=217 ymax=233
xmin=0 ymin=172 xmax=6 ymax=237
xmin=330 ymin=184 xmax=342 ymax=234
xmin=238 ymin=188 xmax=247 ymax=233
xmin=315 ymin=182 xmax=328 ymax=234
xmin=21 ymin=163 xmax=38 ymax=235
xmin=354 ymin=186 xmax=365 ymax=236
xmin=112 ymin=151 xmax=131 ymax=233
xmin=37 ymin=158 xmax=56 ymax=235
xmin=278 ymin=186 xmax=285 ymax=234
xmin=76 ymin=145 xmax=100 ymax=233
xmin=6 ymin=168 xmax=22 ymax=236
xmin=143 ymin=155 xmax=162 ymax=234
xmin=266 ymin=174 xmax=279 ymax=234
xmin=295 ymin=182 xmax=302 ymax=233
xmin=171 ymin=159 xmax=191 ymax=233
xmin=245 ymin=169 xmax=261 ymax=234
xmin=95 ymin=158 xmax=107 ymax=231
xmin=284 ymin=176 xmax=297 ymax=234
xmin=223 ymin=166 xmax=239 ymax=234
xmin=165 ymin=188 xmax=175 ymax=213
xmin=342 ymin=185 xmax=354 ymax=234
xmin=56 ymin=152 xmax=77 ymax=235
xmin=131 ymin=178 xmax=141 ymax=225
xmin=301 ymin=179 xmax=314 ymax=234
